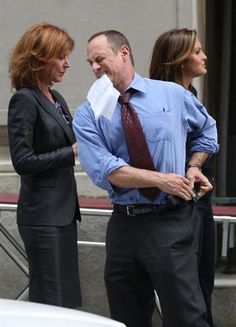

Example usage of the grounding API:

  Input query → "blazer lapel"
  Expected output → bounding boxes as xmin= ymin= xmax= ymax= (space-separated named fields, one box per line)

xmin=32 ymin=88 xmax=76 ymax=144
xmin=50 ymin=89 xmax=73 ymax=122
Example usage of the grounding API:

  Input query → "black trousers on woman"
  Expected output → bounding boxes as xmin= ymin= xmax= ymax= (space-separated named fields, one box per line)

xmin=105 ymin=202 xmax=210 ymax=327
xmin=197 ymin=191 xmax=215 ymax=327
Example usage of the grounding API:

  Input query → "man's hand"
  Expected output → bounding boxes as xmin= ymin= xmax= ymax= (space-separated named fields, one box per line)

xmin=186 ymin=166 xmax=213 ymax=198
xmin=158 ymin=173 xmax=196 ymax=201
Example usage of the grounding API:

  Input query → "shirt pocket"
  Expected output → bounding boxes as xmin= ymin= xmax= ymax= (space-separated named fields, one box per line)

xmin=142 ymin=112 xmax=172 ymax=143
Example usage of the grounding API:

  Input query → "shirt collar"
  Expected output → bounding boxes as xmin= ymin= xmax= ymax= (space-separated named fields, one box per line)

xmin=125 ymin=72 xmax=146 ymax=94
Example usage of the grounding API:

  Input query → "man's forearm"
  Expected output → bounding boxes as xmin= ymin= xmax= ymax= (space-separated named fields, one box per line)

xmin=107 ymin=165 xmax=195 ymax=200
xmin=107 ymin=165 xmax=160 ymax=188
xmin=187 ymin=152 xmax=210 ymax=169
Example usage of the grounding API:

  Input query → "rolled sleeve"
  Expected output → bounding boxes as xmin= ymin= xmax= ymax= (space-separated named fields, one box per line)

xmin=73 ymin=103 xmax=128 ymax=192
xmin=184 ymin=91 xmax=219 ymax=155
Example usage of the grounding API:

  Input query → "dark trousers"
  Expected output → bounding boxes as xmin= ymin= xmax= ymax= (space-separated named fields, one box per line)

xmin=105 ymin=202 xmax=209 ymax=327
xmin=197 ymin=191 xmax=215 ymax=327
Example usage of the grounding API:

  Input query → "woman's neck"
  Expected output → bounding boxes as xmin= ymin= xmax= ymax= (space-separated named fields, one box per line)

xmin=183 ymin=82 xmax=190 ymax=90
xmin=38 ymin=83 xmax=54 ymax=103
xmin=181 ymin=76 xmax=192 ymax=90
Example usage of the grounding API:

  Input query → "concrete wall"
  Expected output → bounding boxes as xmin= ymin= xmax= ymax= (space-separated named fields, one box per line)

xmin=0 ymin=0 xmax=200 ymax=127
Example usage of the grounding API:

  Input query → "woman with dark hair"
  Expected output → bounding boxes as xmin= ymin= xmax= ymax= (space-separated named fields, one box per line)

xmin=150 ymin=28 xmax=215 ymax=327
xmin=8 ymin=22 xmax=82 ymax=308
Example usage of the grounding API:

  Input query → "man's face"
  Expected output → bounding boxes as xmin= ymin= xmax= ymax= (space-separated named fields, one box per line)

xmin=87 ymin=35 xmax=124 ymax=88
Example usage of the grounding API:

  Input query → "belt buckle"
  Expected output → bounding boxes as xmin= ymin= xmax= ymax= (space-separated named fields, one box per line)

xmin=127 ymin=205 xmax=136 ymax=216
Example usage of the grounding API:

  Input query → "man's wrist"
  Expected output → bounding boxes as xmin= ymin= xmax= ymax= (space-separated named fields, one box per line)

xmin=186 ymin=163 xmax=202 ymax=171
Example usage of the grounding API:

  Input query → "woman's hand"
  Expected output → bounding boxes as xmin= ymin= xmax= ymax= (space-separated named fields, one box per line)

xmin=72 ymin=143 xmax=78 ymax=157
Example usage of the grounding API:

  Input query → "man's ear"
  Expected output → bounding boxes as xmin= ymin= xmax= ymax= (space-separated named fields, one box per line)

xmin=120 ymin=45 xmax=130 ymax=61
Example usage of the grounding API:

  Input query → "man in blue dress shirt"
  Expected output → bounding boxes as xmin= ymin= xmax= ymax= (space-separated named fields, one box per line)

xmin=73 ymin=30 xmax=219 ymax=327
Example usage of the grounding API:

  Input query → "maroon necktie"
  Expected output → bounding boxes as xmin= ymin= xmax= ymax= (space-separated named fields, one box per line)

xmin=120 ymin=90 xmax=159 ymax=201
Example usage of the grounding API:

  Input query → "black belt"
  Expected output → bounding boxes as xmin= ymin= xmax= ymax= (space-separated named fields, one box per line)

xmin=113 ymin=203 xmax=167 ymax=216
xmin=113 ymin=196 xmax=191 ymax=216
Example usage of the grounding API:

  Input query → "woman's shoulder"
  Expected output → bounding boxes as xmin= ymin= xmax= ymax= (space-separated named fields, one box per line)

xmin=10 ymin=87 xmax=37 ymax=102
xmin=9 ymin=87 xmax=37 ymax=105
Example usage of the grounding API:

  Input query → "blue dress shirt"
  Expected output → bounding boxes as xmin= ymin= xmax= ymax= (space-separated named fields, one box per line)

xmin=73 ymin=73 xmax=219 ymax=205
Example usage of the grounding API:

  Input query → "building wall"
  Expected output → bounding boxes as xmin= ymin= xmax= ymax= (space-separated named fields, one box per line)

xmin=0 ymin=0 xmax=201 ymax=131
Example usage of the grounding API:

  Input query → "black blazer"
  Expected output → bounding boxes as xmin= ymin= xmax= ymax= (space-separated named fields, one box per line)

xmin=8 ymin=87 xmax=81 ymax=226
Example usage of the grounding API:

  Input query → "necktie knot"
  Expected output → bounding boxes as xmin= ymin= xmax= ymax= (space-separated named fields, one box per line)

xmin=119 ymin=91 xmax=131 ymax=105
